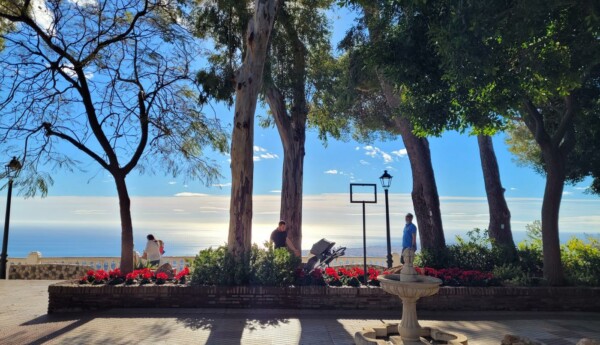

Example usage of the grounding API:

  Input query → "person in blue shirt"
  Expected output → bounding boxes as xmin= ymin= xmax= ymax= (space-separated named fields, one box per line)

xmin=402 ymin=213 xmax=417 ymax=263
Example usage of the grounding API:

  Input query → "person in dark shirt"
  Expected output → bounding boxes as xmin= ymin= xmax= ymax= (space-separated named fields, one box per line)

xmin=269 ymin=220 xmax=300 ymax=256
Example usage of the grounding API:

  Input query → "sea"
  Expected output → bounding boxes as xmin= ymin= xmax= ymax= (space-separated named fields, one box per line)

xmin=6 ymin=225 xmax=597 ymax=259
xmin=3 ymin=194 xmax=599 ymax=259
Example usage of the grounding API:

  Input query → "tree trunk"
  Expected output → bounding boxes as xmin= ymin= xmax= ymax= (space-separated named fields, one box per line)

xmin=522 ymin=96 xmax=575 ymax=285
xmin=540 ymin=150 xmax=566 ymax=285
xmin=265 ymin=86 xmax=306 ymax=255
xmin=378 ymin=78 xmax=446 ymax=252
xmin=279 ymin=132 xmax=305 ymax=253
xmin=477 ymin=134 xmax=515 ymax=250
xmin=228 ymin=0 xmax=280 ymax=257
xmin=114 ymin=173 xmax=134 ymax=273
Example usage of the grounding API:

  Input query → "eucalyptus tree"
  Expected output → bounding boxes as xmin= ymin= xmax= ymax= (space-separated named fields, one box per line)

xmin=194 ymin=0 xmax=332 ymax=255
xmin=0 ymin=0 xmax=228 ymax=272
xmin=194 ymin=0 xmax=281 ymax=257
xmin=422 ymin=0 xmax=600 ymax=284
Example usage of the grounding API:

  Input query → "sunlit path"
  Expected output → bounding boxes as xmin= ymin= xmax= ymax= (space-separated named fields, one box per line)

xmin=1 ymin=281 xmax=599 ymax=345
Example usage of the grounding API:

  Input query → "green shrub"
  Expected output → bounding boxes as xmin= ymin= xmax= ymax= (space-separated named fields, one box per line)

xmin=492 ymin=264 xmax=522 ymax=282
xmin=417 ymin=228 xmax=516 ymax=271
xmin=515 ymin=220 xmax=544 ymax=276
xmin=191 ymin=243 xmax=299 ymax=287
xmin=191 ymin=246 xmax=252 ymax=286
xmin=562 ymin=236 xmax=600 ymax=286
xmin=252 ymin=243 xmax=301 ymax=287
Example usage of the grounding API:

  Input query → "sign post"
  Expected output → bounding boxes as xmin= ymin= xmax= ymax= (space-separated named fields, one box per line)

xmin=350 ymin=183 xmax=377 ymax=285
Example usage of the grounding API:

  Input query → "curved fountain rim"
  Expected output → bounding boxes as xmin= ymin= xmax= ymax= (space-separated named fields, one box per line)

xmin=377 ymin=274 xmax=442 ymax=287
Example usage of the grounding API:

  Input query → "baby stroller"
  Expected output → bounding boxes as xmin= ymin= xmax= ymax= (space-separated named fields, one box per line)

xmin=304 ymin=238 xmax=346 ymax=274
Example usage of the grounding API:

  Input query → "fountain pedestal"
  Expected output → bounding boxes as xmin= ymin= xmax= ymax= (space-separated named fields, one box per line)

xmin=354 ymin=248 xmax=468 ymax=344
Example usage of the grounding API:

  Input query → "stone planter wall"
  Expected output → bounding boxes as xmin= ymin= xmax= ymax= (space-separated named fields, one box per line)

xmin=48 ymin=282 xmax=600 ymax=314
xmin=9 ymin=264 xmax=93 ymax=280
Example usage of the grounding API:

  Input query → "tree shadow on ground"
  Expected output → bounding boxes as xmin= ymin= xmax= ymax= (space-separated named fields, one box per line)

xmin=5 ymin=314 xmax=94 ymax=345
xmin=175 ymin=310 xmax=291 ymax=344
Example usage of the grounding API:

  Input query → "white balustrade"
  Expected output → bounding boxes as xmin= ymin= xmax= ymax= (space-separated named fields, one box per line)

xmin=7 ymin=251 xmax=401 ymax=274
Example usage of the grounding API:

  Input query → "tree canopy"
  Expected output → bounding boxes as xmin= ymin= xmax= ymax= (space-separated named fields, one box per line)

xmin=0 ymin=0 xmax=228 ymax=189
xmin=0 ymin=0 xmax=228 ymax=272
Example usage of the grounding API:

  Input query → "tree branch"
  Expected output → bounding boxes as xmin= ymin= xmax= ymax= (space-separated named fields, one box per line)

xmin=553 ymin=94 xmax=575 ymax=148
xmin=522 ymin=98 xmax=551 ymax=149
xmin=42 ymin=122 xmax=110 ymax=170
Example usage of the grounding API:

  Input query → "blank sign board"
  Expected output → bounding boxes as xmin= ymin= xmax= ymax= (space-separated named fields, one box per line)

xmin=350 ymin=183 xmax=377 ymax=203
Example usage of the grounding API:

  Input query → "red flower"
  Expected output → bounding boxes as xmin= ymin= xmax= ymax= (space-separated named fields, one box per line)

xmin=156 ymin=272 xmax=168 ymax=280
xmin=109 ymin=268 xmax=122 ymax=279
xmin=87 ymin=270 xmax=95 ymax=276
xmin=324 ymin=267 xmax=340 ymax=280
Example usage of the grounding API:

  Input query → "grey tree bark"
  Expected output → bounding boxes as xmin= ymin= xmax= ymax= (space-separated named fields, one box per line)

xmin=228 ymin=0 xmax=281 ymax=257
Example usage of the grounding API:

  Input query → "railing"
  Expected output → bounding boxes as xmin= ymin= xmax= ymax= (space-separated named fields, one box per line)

xmin=6 ymin=251 xmax=401 ymax=276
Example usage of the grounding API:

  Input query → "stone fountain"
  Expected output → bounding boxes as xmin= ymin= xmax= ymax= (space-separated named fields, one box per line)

xmin=354 ymin=249 xmax=468 ymax=345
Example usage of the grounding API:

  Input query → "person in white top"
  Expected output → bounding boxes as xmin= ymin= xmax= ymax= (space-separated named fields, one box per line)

xmin=142 ymin=234 xmax=161 ymax=266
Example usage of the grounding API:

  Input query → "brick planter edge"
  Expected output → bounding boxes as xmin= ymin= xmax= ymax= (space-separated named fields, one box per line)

xmin=47 ymin=282 xmax=600 ymax=313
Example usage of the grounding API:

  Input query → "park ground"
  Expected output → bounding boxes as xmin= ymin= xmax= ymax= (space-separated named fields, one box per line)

xmin=1 ymin=280 xmax=599 ymax=345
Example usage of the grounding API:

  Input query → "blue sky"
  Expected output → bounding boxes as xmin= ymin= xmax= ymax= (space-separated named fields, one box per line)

xmin=18 ymin=3 xmax=594 ymax=200
xmin=1 ymin=3 xmax=599 ymax=257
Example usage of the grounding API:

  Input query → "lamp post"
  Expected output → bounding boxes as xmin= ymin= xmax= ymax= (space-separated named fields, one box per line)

xmin=379 ymin=170 xmax=393 ymax=268
xmin=1 ymin=157 xmax=21 ymax=279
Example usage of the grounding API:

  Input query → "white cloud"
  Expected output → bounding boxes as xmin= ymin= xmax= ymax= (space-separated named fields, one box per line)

xmin=355 ymin=147 xmax=360 ymax=151
xmin=270 ymin=190 xmax=281 ymax=193
xmin=359 ymin=160 xmax=370 ymax=165
xmin=324 ymin=170 xmax=339 ymax=174
xmin=73 ymin=209 xmax=107 ymax=215
xmin=31 ymin=0 xmax=54 ymax=34
xmin=174 ymin=192 xmax=207 ymax=197
xmin=252 ymin=147 xmax=278 ymax=162
xmin=212 ymin=182 xmax=232 ymax=188
xmin=391 ymin=149 xmax=408 ymax=158
xmin=382 ymin=152 xmax=393 ymax=163
xmin=70 ymin=0 xmax=97 ymax=6
xmin=510 ymin=187 xmax=518 ymax=191
xmin=168 ymin=181 xmax=177 ymax=185
xmin=260 ymin=153 xmax=279 ymax=160
xmin=50 ymin=61 xmax=94 ymax=79
xmin=574 ymin=187 xmax=589 ymax=191
xmin=563 ymin=191 xmax=573 ymax=196
xmin=364 ymin=145 xmax=394 ymax=164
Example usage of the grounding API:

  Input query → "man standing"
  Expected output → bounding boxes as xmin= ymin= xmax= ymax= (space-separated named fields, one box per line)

xmin=270 ymin=220 xmax=300 ymax=257
xmin=402 ymin=213 xmax=417 ymax=261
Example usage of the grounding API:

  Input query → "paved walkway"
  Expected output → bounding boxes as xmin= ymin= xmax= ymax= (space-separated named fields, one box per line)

xmin=1 ymin=280 xmax=599 ymax=345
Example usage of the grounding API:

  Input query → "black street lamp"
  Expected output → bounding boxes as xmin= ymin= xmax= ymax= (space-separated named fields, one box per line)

xmin=379 ymin=170 xmax=393 ymax=268
xmin=1 ymin=157 xmax=21 ymax=279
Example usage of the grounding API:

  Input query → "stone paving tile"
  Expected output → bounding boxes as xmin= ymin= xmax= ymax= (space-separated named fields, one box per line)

xmin=1 ymin=280 xmax=600 ymax=345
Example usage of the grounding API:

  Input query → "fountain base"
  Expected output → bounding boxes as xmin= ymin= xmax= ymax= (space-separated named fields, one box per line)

xmin=355 ymin=323 xmax=468 ymax=345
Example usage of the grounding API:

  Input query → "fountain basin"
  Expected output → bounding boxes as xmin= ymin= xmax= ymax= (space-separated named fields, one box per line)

xmin=378 ymin=274 xmax=442 ymax=299
xmin=355 ymin=323 xmax=468 ymax=345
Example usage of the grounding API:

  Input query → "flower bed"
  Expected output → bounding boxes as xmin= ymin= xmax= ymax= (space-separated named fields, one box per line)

xmin=76 ymin=266 xmax=498 ymax=289
xmin=78 ymin=267 xmax=190 ymax=286
xmin=47 ymin=265 xmax=600 ymax=314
